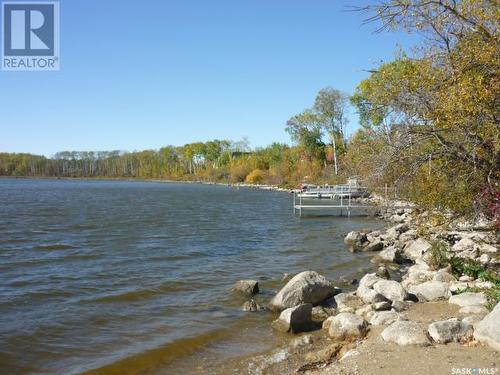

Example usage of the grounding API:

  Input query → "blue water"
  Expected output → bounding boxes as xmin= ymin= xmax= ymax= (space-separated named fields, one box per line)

xmin=0 ymin=179 xmax=383 ymax=374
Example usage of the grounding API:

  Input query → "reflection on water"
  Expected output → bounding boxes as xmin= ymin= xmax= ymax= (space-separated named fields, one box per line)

xmin=0 ymin=179 xmax=384 ymax=374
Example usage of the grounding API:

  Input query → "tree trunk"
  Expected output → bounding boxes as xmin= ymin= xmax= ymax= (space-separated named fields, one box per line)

xmin=332 ymin=135 xmax=338 ymax=176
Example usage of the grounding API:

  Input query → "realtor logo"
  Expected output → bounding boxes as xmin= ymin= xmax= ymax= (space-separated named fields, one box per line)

xmin=2 ymin=1 xmax=59 ymax=71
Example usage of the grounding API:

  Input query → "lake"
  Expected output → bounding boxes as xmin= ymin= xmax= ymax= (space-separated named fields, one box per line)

xmin=0 ymin=179 xmax=383 ymax=374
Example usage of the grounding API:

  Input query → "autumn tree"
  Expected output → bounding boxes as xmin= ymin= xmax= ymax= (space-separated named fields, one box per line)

xmin=351 ymin=0 xmax=499 ymax=217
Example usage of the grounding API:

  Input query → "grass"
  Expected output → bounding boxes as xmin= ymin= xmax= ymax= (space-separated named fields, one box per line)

xmin=449 ymin=257 xmax=500 ymax=310
xmin=448 ymin=257 xmax=499 ymax=284
xmin=426 ymin=240 xmax=499 ymax=310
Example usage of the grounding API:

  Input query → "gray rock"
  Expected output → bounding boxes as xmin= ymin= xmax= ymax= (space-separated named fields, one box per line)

xmin=409 ymin=281 xmax=451 ymax=302
xmin=479 ymin=243 xmax=498 ymax=253
xmin=390 ymin=214 xmax=405 ymax=223
xmin=322 ymin=316 xmax=335 ymax=330
xmin=356 ymin=285 xmax=387 ymax=304
xmin=449 ymin=281 xmax=471 ymax=293
xmin=344 ymin=230 xmax=364 ymax=245
xmin=372 ymin=301 xmax=392 ymax=311
xmin=376 ymin=246 xmax=403 ymax=264
xmin=271 ymin=303 xmax=313 ymax=333
xmin=385 ymin=223 xmax=409 ymax=241
xmin=358 ymin=273 xmax=382 ymax=288
xmin=269 ymin=271 xmax=338 ymax=311
xmin=373 ymin=280 xmax=408 ymax=302
xmin=363 ymin=240 xmax=384 ymax=252
xmin=462 ymin=315 xmax=484 ymax=326
xmin=456 ymin=250 xmax=479 ymax=260
xmin=311 ymin=305 xmax=337 ymax=322
xmin=327 ymin=312 xmax=368 ymax=340
xmin=233 ymin=279 xmax=259 ymax=295
xmin=375 ymin=266 xmax=390 ymax=279
xmin=392 ymin=300 xmax=414 ymax=312
xmin=474 ymin=302 xmax=500 ymax=351
xmin=381 ymin=321 xmax=431 ymax=346
xmin=433 ymin=271 xmax=457 ymax=283
xmin=399 ymin=229 xmax=418 ymax=243
xmin=428 ymin=318 xmax=473 ymax=343
xmin=402 ymin=265 xmax=436 ymax=289
xmin=367 ymin=230 xmax=382 ymax=242
xmin=355 ymin=305 xmax=374 ymax=319
xmin=451 ymin=238 xmax=477 ymax=252
xmin=344 ymin=231 xmax=368 ymax=251
xmin=449 ymin=292 xmax=488 ymax=307
xmin=478 ymin=253 xmax=491 ymax=264
xmin=242 ymin=299 xmax=265 ymax=312
xmin=370 ymin=310 xmax=400 ymax=325
xmin=334 ymin=292 xmax=365 ymax=312
xmin=404 ymin=238 xmax=432 ymax=261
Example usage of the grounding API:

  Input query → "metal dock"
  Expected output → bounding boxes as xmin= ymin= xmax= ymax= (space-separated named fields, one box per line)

xmin=292 ymin=181 xmax=374 ymax=217
xmin=293 ymin=191 xmax=373 ymax=217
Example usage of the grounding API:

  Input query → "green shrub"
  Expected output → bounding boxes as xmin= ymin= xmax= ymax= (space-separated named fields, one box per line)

xmin=427 ymin=241 xmax=450 ymax=270
xmin=449 ymin=257 xmax=499 ymax=283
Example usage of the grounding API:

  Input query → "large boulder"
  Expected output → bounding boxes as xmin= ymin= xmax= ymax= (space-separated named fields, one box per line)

xmin=327 ymin=313 xmax=368 ymax=340
xmin=404 ymin=238 xmax=432 ymax=261
xmin=269 ymin=271 xmax=338 ymax=311
xmin=474 ymin=302 xmax=500 ymax=351
xmin=381 ymin=321 xmax=431 ymax=346
xmin=428 ymin=318 xmax=473 ymax=343
xmin=449 ymin=292 xmax=488 ymax=307
xmin=373 ymin=280 xmax=408 ymax=302
xmin=271 ymin=303 xmax=313 ymax=333
xmin=409 ymin=281 xmax=451 ymax=302
xmin=233 ymin=280 xmax=259 ymax=295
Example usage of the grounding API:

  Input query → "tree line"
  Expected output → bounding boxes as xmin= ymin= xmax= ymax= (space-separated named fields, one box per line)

xmin=1 ymin=0 xmax=498 ymax=224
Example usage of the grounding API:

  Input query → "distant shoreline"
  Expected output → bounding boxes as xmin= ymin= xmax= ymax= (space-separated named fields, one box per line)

xmin=0 ymin=175 xmax=294 ymax=193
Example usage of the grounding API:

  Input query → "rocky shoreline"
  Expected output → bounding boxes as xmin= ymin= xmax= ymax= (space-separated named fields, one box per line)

xmin=232 ymin=198 xmax=499 ymax=374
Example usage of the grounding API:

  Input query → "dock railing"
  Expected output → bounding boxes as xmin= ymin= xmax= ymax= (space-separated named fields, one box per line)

xmin=293 ymin=184 xmax=413 ymax=217
xmin=293 ymin=190 xmax=372 ymax=217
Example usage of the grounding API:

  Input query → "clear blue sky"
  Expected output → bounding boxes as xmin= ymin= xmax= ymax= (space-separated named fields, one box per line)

xmin=0 ymin=0 xmax=419 ymax=157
